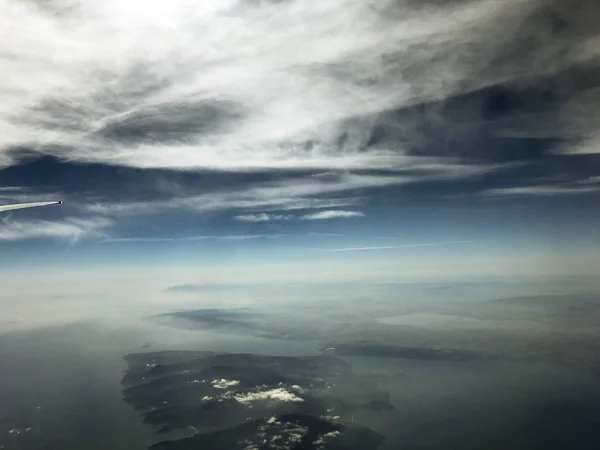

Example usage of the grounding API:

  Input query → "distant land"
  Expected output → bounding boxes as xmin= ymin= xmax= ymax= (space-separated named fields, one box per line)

xmin=329 ymin=344 xmax=487 ymax=361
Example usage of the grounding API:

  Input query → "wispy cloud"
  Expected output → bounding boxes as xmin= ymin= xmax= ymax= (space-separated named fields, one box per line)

xmin=326 ymin=241 xmax=476 ymax=252
xmin=234 ymin=210 xmax=365 ymax=222
xmin=579 ymin=176 xmax=600 ymax=185
xmin=234 ymin=213 xmax=292 ymax=222
xmin=1 ymin=0 xmax=599 ymax=222
xmin=484 ymin=185 xmax=600 ymax=197
xmin=217 ymin=234 xmax=264 ymax=241
xmin=3 ymin=0 xmax=588 ymax=174
xmin=83 ymin=173 xmax=411 ymax=216
xmin=101 ymin=234 xmax=264 ymax=243
xmin=301 ymin=210 xmax=364 ymax=220
xmin=0 ymin=187 xmax=29 ymax=193
xmin=0 ymin=217 xmax=111 ymax=242
xmin=327 ymin=246 xmax=401 ymax=252
xmin=101 ymin=237 xmax=176 ymax=243
xmin=0 ymin=0 xmax=531 ymax=170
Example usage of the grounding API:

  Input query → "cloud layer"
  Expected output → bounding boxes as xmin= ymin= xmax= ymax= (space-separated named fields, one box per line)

xmin=301 ymin=210 xmax=364 ymax=220
xmin=2 ymin=0 xmax=600 ymax=242
xmin=3 ymin=0 xmax=599 ymax=172
xmin=234 ymin=213 xmax=292 ymax=222
xmin=234 ymin=209 xmax=364 ymax=221
xmin=0 ymin=217 xmax=111 ymax=242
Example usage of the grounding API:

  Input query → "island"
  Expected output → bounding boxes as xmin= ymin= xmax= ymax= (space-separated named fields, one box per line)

xmin=121 ymin=351 xmax=390 ymax=449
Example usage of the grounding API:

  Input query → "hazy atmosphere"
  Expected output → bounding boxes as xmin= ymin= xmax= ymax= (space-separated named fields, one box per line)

xmin=1 ymin=0 xmax=600 ymax=449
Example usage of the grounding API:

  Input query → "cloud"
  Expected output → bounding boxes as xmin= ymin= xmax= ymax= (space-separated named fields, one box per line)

xmin=326 ymin=241 xmax=476 ymax=252
xmin=86 ymin=194 xmax=363 ymax=217
xmin=235 ymin=210 xmax=366 ymax=222
xmin=306 ymin=232 xmax=343 ymax=237
xmin=0 ymin=186 xmax=28 ymax=193
xmin=0 ymin=217 xmax=111 ymax=242
xmin=234 ymin=388 xmax=304 ymax=404
xmin=1 ymin=0 xmax=599 ymax=218
xmin=301 ymin=210 xmax=364 ymax=220
xmin=218 ymin=234 xmax=264 ymax=241
xmin=3 ymin=0 xmax=594 ymax=172
xmin=0 ymin=188 xmax=65 ymax=207
xmin=327 ymin=246 xmax=400 ymax=252
xmin=101 ymin=234 xmax=264 ymax=243
xmin=101 ymin=237 xmax=176 ymax=243
xmin=103 ymin=232 xmax=348 ymax=244
xmin=211 ymin=379 xmax=240 ymax=389
xmin=83 ymin=172 xmax=413 ymax=217
xmin=234 ymin=213 xmax=292 ymax=222
xmin=579 ymin=176 xmax=600 ymax=185
xmin=484 ymin=185 xmax=600 ymax=196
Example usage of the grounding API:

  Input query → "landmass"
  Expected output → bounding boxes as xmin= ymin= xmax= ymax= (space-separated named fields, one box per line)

xmin=154 ymin=303 xmax=600 ymax=375
xmin=153 ymin=309 xmax=262 ymax=332
xmin=122 ymin=352 xmax=389 ymax=450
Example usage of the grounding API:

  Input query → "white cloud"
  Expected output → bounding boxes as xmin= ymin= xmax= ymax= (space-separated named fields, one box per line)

xmin=315 ymin=431 xmax=341 ymax=447
xmin=234 ymin=388 xmax=304 ymax=404
xmin=211 ymin=379 xmax=240 ymax=389
xmin=83 ymin=172 xmax=414 ymax=216
xmin=101 ymin=237 xmax=176 ymax=243
xmin=0 ymin=186 xmax=28 ymax=193
xmin=101 ymin=234 xmax=267 ymax=243
xmin=85 ymin=194 xmax=363 ymax=217
xmin=234 ymin=213 xmax=292 ymax=222
xmin=1 ymin=0 xmax=576 ymax=173
xmin=0 ymin=217 xmax=111 ymax=242
xmin=485 ymin=185 xmax=600 ymax=196
xmin=218 ymin=234 xmax=264 ymax=241
xmin=328 ymin=245 xmax=400 ymax=252
xmin=326 ymin=240 xmax=476 ymax=252
xmin=579 ymin=176 xmax=600 ymax=185
xmin=1 ymin=0 xmax=597 ymax=222
xmin=301 ymin=210 xmax=364 ymax=220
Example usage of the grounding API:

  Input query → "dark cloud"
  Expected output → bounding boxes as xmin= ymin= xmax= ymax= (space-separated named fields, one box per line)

xmin=98 ymin=100 xmax=246 ymax=144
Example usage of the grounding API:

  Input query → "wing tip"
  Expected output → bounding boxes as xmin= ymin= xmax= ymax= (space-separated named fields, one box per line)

xmin=0 ymin=200 xmax=64 ymax=212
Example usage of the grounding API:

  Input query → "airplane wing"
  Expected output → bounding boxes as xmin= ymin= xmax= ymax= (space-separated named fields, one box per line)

xmin=0 ymin=201 xmax=62 ymax=212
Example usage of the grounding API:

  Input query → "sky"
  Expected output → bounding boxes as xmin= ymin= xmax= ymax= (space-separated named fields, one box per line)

xmin=1 ymin=0 xmax=600 ymax=280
